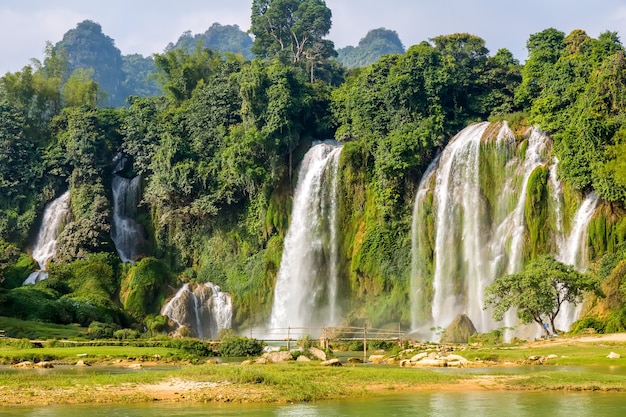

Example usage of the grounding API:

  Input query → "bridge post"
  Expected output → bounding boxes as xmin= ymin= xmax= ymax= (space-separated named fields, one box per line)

xmin=363 ymin=325 xmax=367 ymax=363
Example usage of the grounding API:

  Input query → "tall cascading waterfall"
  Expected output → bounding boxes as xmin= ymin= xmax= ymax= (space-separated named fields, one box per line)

xmin=411 ymin=122 xmax=554 ymax=340
xmin=111 ymin=153 xmax=145 ymax=263
xmin=269 ymin=141 xmax=343 ymax=331
xmin=554 ymin=193 xmax=599 ymax=330
xmin=23 ymin=191 xmax=71 ymax=285
xmin=162 ymin=282 xmax=232 ymax=339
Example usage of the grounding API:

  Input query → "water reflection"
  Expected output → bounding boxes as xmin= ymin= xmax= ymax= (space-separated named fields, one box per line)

xmin=4 ymin=391 xmax=626 ymax=417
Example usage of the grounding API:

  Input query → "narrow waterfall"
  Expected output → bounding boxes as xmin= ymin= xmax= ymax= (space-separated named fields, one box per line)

xmin=23 ymin=191 xmax=71 ymax=285
xmin=411 ymin=122 xmax=553 ymax=339
xmin=410 ymin=154 xmax=440 ymax=329
xmin=162 ymin=282 xmax=232 ymax=339
xmin=554 ymin=193 xmax=599 ymax=330
xmin=269 ymin=141 xmax=343 ymax=330
xmin=111 ymin=153 xmax=145 ymax=263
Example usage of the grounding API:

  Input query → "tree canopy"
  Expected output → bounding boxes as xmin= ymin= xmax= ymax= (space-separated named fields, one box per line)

xmin=485 ymin=256 xmax=601 ymax=335
xmin=250 ymin=0 xmax=335 ymax=65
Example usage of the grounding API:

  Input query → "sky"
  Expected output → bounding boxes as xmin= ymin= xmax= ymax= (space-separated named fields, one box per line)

xmin=1 ymin=0 xmax=625 ymax=74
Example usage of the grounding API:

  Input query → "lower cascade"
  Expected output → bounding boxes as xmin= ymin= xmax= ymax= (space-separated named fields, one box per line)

xmin=162 ymin=282 xmax=232 ymax=339
xmin=269 ymin=141 xmax=343 ymax=330
xmin=111 ymin=153 xmax=146 ymax=263
xmin=411 ymin=122 xmax=599 ymax=340
xmin=23 ymin=191 xmax=71 ymax=285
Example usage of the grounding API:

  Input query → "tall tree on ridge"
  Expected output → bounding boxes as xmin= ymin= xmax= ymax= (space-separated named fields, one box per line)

xmin=250 ymin=0 xmax=335 ymax=72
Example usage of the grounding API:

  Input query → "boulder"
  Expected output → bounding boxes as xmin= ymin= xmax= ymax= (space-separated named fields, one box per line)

xmin=412 ymin=358 xmax=446 ymax=367
xmin=368 ymin=354 xmax=386 ymax=364
xmin=308 ymin=347 xmax=327 ymax=361
xmin=409 ymin=352 xmax=428 ymax=362
xmin=13 ymin=361 xmax=33 ymax=368
xmin=296 ymin=355 xmax=311 ymax=362
xmin=444 ymin=354 xmax=469 ymax=365
xmin=255 ymin=357 xmax=270 ymax=365
xmin=320 ymin=358 xmax=342 ymax=366
xmin=34 ymin=361 xmax=54 ymax=369
xmin=263 ymin=351 xmax=293 ymax=362
xmin=546 ymin=354 xmax=558 ymax=360
xmin=128 ymin=363 xmax=143 ymax=369
xmin=607 ymin=352 xmax=621 ymax=359
xmin=440 ymin=314 xmax=477 ymax=344
xmin=241 ymin=360 xmax=253 ymax=366
xmin=75 ymin=360 xmax=90 ymax=367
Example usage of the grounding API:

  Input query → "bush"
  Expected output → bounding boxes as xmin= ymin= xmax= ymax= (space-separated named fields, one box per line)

xmin=113 ymin=328 xmax=141 ymax=340
xmin=219 ymin=336 xmax=264 ymax=357
xmin=368 ymin=340 xmax=394 ymax=350
xmin=570 ymin=316 xmax=606 ymax=334
xmin=87 ymin=321 xmax=121 ymax=339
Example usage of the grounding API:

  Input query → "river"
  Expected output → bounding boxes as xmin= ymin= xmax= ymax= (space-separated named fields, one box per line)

xmin=4 ymin=391 xmax=626 ymax=416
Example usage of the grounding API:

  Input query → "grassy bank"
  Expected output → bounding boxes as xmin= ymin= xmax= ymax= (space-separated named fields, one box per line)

xmin=0 ymin=334 xmax=625 ymax=406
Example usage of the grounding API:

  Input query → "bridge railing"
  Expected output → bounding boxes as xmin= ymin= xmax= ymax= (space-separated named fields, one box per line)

xmin=249 ymin=325 xmax=405 ymax=362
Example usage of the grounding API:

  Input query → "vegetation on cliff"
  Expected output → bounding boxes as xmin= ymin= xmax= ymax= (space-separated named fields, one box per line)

xmin=0 ymin=0 xmax=625 ymax=338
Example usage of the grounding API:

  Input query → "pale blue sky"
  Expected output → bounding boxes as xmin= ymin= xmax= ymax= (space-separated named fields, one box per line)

xmin=1 ymin=0 xmax=625 ymax=74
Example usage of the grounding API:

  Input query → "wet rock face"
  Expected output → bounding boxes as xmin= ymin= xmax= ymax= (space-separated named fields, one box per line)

xmin=440 ymin=314 xmax=477 ymax=344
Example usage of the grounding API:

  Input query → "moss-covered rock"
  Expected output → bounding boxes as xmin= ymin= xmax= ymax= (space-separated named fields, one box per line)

xmin=120 ymin=257 xmax=175 ymax=320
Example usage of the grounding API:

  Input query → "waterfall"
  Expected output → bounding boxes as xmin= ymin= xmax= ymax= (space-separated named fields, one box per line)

xmin=162 ymin=282 xmax=232 ymax=339
xmin=554 ymin=193 xmax=599 ymax=330
xmin=269 ymin=141 xmax=343 ymax=330
xmin=23 ymin=191 xmax=71 ymax=285
xmin=411 ymin=122 xmax=553 ymax=340
xmin=111 ymin=153 xmax=145 ymax=263
xmin=410 ymin=154 xmax=440 ymax=329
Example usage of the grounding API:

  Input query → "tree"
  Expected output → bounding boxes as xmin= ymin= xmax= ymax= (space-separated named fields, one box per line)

xmin=485 ymin=256 xmax=600 ymax=336
xmin=250 ymin=0 xmax=334 ymax=64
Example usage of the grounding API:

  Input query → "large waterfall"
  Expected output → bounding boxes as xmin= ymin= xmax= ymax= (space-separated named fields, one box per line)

xmin=554 ymin=193 xmax=599 ymax=330
xmin=411 ymin=122 xmax=596 ymax=340
xmin=111 ymin=153 xmax=145 ymax=263
xmin=162 ymin=282 xmax=232 ymax=339
xmin=23 ymin=191 xmax=71 ymax=285
xmin=269 ymin=141 xmax=343 ymax=330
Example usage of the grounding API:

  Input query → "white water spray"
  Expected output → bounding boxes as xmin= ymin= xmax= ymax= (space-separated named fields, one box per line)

xmin=269 ymin=142 xmax=343 ymax=330
xmin=23 ymin=191 xmax=71 ymax=285
xmin=162 ymin=282 xmax=232 ymax=339
xmin=554 ymin=193 xmax=599 ymax=330
xmin=111 ymin=154 xmax=145 ymax=263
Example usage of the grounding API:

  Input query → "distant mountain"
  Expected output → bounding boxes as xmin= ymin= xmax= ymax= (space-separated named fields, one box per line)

xmin=55 ymin=20 xmax=126 ymax=106
xmin=336 ymin=28 xmax=405 ymax=68
xmin=166 ymin=23 xmax=254 ymax=60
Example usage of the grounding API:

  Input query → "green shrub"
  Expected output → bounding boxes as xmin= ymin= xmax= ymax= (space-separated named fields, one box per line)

xmin=298 ymin=334 xmax=314 ymax=350
xmin=604 ymin=307 xmax=626 ymax=334
xmin=570 ymin=316 xmax=606 ymax=334
xmin=219 ymin=336 xmax=264 ymax=357
xmin=368 ymin=340 xmax=394 ymax=350
xmin=113 ymin=328 xmax=141 ymax=340
xmin=87 ymin=321 xmax=121 ymax=339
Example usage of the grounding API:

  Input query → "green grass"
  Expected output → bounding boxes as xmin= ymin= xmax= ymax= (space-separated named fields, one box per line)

xmin=464 ymin=341 xmax=626 ymax=366
xmin=0 ymin=316 xmax=87 ymax=339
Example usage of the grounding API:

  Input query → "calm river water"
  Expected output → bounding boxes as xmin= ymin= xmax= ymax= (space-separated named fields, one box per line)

xmin=3 ymin=391 xmax=626 ymax=416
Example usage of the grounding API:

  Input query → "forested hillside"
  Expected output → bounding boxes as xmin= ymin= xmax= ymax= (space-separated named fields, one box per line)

xmin=336 ymin=28 xmax=405 ymax=68
xmin=1 ymin=0 xmax=625 ymax=339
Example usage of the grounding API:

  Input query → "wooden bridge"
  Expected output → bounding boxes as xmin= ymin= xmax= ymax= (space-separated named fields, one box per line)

xmin=249 ymin=325 xmax=405 ymax=362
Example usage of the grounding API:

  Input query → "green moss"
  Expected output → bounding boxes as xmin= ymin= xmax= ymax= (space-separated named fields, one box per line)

xmin=524 ymin=165 xmax=550 ymax=260
xmin=121 ymin=257 xmax=174 ymax=320
xmin=588 ymin=203 xmax=626 ymax=259
xmin=2 ymin=254 xmax=38 ymax=289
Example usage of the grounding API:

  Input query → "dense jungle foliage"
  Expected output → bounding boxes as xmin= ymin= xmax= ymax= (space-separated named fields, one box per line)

xmin=1 ymin=0 xmax=626 ymax=336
